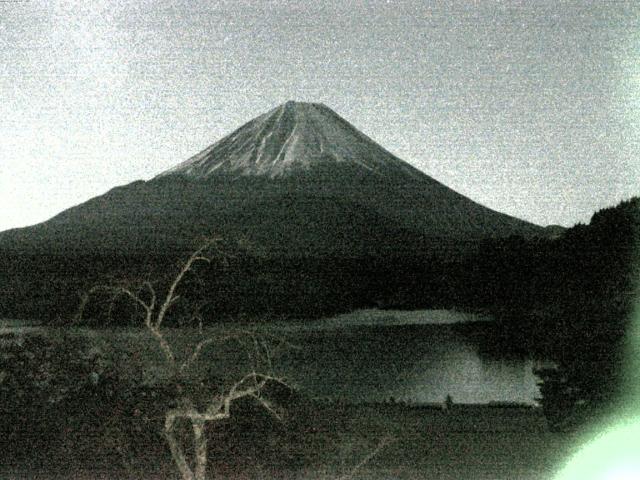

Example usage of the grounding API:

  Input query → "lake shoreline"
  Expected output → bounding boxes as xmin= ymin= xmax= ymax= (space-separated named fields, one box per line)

xmin=1 ymin=309 xmax=543 ymax=405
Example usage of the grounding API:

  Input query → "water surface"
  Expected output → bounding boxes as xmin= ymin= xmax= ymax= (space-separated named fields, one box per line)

xmin=1 ymin=310 xmax=540 ymax=405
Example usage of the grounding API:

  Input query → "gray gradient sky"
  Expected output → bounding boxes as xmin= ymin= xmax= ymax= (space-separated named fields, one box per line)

xmin=1 ymin=0 xmax=638 ymax=231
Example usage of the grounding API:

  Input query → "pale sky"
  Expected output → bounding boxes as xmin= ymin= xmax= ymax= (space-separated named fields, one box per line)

xmin=1 ymin=0 xmax=639 ymax=232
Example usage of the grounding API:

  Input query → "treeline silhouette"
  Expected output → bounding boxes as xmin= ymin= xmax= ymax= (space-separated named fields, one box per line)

xmin=1 ymin=199 xmax=636 ymax=326
xmin=0 ymin=250 xmax=459 ymax=323
xmin=459 ymin=197 xmax=639 ymax=427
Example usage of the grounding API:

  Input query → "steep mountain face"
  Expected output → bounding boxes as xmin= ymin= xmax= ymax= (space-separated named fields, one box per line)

xmin=0 ymin=101 xmax=543 ymax=257
xmin=158 ymin=101 xmax=424 ymax=181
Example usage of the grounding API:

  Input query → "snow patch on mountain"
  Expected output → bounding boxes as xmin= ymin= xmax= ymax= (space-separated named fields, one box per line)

xmin=157 ymin=101 xmax=426 ymax=180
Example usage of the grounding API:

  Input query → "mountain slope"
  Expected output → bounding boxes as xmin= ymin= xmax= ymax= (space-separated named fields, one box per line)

xmin=158 ymin=101 xmax=425 ymax=180
xmin=0 ymin=101 xmax=543 ymax=256
xmin=0 ymin=101 xmax=549 ymax=320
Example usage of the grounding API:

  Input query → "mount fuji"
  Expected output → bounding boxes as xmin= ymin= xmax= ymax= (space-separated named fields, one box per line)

xmin=0 ymin=101 xmax=546 ymax=319
xmin=158 ymin=101 xmax=426 ymax=180
xmin=0 ymin=101 xmax=542 ymax=256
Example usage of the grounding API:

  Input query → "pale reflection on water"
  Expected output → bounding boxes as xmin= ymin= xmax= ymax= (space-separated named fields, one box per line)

xmin=1 ymin=310 xmax=540 ymax=405
xmin=276 ymin=315 xmax=540 ymax=405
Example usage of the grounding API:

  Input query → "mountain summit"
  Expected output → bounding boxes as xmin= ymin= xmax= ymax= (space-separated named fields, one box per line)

xmin=158 ymin=101 xmax=424 ymax=180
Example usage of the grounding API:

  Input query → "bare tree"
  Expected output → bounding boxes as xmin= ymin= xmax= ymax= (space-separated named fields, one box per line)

xmin=76 ymin=238 xmax=286 ymax=480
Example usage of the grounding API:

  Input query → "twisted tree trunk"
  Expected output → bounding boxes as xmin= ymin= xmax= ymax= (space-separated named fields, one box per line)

xmin=77 ymin=239 xmax=284 ymax=479
xmin=192 ymin=419 xmax=207 ymax=480
xmin=163 ymin=404 xmax=231 ymax=480
xmin=164 ymin=410 xmax=197 ymax=480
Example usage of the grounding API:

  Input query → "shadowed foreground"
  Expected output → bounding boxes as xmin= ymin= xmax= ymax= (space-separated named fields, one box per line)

xmin=1 ymin=400 xmax=576 ymax=480
xmin=0 ymin=324 xmax=577 ymax=480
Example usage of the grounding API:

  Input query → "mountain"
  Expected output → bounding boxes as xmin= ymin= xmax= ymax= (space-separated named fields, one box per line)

xmin=0 ymin=101 xmax=547 ymax=320
xmin=0 ymin=101 xmax=543 ymax=256
xmin=158 ymin=101 xmax=426 ymax=180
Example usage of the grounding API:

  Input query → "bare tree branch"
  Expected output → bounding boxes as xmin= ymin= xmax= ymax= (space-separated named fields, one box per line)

xmin=155 ymin=238 xmax=220 ymax=329
xmin=75 ymin=237 xmax=289 ymax=480
xmin=250 ymin=393 xmax=283 ymax=421
xmin=178 ymin=330 xmax=248 ymax=375
xmin=337 ymin=436 xmax=396 ymax=480
xmin=142 ymin=280 xmax=156 ymax=313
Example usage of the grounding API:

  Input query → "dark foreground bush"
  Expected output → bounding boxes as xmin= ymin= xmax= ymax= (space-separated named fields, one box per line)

xmin=0 ymin=331 xmax=317 ymax=477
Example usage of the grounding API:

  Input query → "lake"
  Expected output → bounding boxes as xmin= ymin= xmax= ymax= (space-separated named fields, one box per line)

xmin=272 ymin=310 xmax=539 ymax=405
xmin=0 ymin=309 xmax=541 ymax=405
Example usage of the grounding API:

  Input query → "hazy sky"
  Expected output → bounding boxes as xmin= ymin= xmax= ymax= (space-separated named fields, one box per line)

xmin=1 ymin=0 xmax=638 ymax=231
